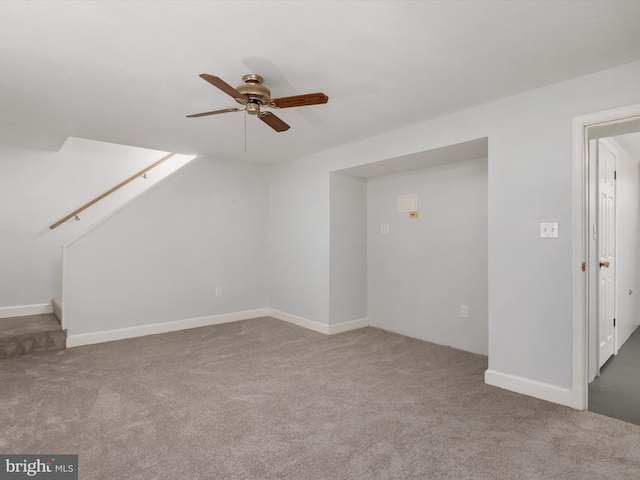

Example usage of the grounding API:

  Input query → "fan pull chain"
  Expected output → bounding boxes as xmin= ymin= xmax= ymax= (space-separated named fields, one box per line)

xmin=244 ymin=110 xmax=247 ymax=153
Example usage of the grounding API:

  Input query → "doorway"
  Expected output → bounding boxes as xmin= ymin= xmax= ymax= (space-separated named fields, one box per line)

xmin=573 ymin=103 xmax=640 ymax=419
xmin=587 ymin=133 xmax=640 ymax=424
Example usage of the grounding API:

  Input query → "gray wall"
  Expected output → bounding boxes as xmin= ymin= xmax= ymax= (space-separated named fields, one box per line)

xmin=329 ymin=173 xmax=367 ymax=324
xmin=267 ymin=60 xmax=640 ymax=390
xmin=268 ymin=159 xmax=330 ymax=321
xmin=65 ymin=156 xmax=269 ymax=335
xmin=367 ymin=158 xmax=488 ymax=355
xmin=0 ymin=138 xmax=189 ymax=308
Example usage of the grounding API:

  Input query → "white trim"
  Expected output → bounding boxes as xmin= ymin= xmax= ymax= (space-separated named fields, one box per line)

xmin=61 ymin=245 xmax=67 ymax=329
xmin=66 ymin=308 xmax=369 ymax=347
xmin=571 ymin=112 xmax=587 ymax=410
xmin=572 ymin=103 xmax=640 ymax=412
xmin=268 ymin=309 xmax=369 ymax=335
xmin=268 ymin=309 xmax=331 ymax=334
xmin=0 ymin=303 xmax=53 ymax=319
xmin=66 ymin=308 xmax=268 ymax=347
xmin=328 ymin=317 xmax=369 ymax=334
xmin=485 ymin=369 xmax=583 ymax=409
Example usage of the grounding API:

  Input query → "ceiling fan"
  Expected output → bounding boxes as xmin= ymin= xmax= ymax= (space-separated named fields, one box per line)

xmin=187 ymin=74 xmax=328 ymax=132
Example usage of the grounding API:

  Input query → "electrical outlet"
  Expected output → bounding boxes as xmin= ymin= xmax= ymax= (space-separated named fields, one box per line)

xmin=215 ymin=287 xmax=222 ymax=298
xmin=460 ymin=305 xmax=468 ymax=318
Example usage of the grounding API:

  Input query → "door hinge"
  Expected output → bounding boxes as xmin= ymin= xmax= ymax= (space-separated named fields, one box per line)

xmin=581 ymin=262 xmax=586 ymax=272
xmin=614 ymin=318 xmax=616 ymax=327
xmin=614 ymin=170 xmax=617 ymax=180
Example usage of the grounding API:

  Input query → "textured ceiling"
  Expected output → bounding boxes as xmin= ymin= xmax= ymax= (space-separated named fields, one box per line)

xmin=1 ymin=1 xmax=640 ymax=163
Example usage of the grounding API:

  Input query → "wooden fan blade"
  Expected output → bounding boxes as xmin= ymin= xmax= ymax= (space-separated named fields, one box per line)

xmin=199 ymin=74 xmax=245 ymax=99
xmin=186 ymin=108 xmax=241 ymax=118
xmin=270 ymin=92 xmax=328 ymax=109
xmin=258 ymin=112 xmax=290 ymax=132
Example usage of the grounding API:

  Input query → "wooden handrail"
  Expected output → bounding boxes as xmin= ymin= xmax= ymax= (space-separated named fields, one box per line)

xmin=49 ymin=152 xmax=177 ymax=229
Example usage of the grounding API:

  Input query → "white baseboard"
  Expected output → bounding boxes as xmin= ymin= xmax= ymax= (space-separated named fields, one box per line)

xmin=268 ymin=309 xmax=368 ymax=335
xmin=485 ymin=369 xmax=583 ymax=410
xmin=67 ymin=308 xmax=269 ymax=348
xmin=67 ymin=308 xmax=368 ymax=347
xmin=328 ymin=317 xmax=370 ymax=334
xmin=0 ymin=303 xmax=53 ymax=319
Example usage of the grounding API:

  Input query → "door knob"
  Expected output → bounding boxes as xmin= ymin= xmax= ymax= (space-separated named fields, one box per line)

xmin=600 ymin=261 xmax=610 ymax=268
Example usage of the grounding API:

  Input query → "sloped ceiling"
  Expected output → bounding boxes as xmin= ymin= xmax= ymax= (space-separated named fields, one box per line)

xmin=1 ymin=1 xmax=640 ymax=163
xmin=615 ymin=133 xmax=640 ymax=160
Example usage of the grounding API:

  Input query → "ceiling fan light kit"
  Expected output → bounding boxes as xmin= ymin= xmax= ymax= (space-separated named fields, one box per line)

xmin=187 ymin=73 xmax=328 ymax=132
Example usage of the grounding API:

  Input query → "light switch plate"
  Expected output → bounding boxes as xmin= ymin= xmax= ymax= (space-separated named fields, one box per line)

xmin=540 ymin=222 xmax=559 ymax=238
xmin=380 ymin=224 xmax=390 ymax=235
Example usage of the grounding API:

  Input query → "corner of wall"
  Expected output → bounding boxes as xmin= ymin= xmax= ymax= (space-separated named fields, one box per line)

xmin=485 ymin=369 xmax=584 ymax=410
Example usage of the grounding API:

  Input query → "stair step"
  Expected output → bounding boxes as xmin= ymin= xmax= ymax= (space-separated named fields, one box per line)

xmin=0 ymin=313 xmax=66 ymax=359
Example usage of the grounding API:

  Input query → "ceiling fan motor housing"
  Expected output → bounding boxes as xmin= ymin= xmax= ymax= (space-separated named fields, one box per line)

xmin=236 ymin=74 xmax=271 ymax=112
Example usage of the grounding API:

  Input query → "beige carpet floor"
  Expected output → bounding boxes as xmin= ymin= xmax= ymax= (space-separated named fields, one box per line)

xmin=2 ymin=317 xmax=640 ymax=479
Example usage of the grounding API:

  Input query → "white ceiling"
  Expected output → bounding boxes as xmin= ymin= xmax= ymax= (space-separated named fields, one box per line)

xmin=1 ymin=1 xmax=640 ymax=164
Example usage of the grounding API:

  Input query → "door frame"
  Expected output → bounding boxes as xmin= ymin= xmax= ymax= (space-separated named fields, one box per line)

xmin=572 ymin=103 xmax=640 ymax=410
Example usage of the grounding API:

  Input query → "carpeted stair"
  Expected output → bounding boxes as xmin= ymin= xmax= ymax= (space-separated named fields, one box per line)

xmin=0 ymin=305 xmax=66 ymax=359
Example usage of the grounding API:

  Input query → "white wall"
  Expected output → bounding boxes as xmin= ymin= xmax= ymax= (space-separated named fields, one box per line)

xmin=268 ymin=159 xmax=331 ymax=321
xmin=367 ymin=158 xmax=488 ymax=355
xmin=64 ymin=156 xmax=269 ymax=336
xmin=612 ymin=137 xmax=640 ymax=348
xmin=0 ymin=137 xmax=191 ymax=309
xmin=329 ymin=173 xmax=367 ymax=324
xmin=268 ymin=60 xmax=640 ymax=392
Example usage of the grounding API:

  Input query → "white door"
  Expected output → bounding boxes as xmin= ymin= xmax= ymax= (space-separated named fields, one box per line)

xmin=597 ymin=140 xmax=616 ymax=368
